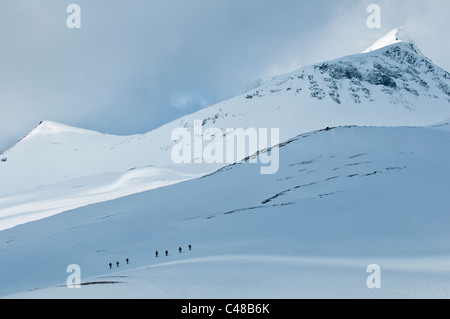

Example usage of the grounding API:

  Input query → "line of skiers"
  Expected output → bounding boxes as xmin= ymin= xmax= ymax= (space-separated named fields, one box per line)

xmin=109 ymin=258 xmax=129 ymax=269
xmin=155 ymin=244 xmax=192 ymax=257
xmin=108 ymin=245 xmax=192 ymax=269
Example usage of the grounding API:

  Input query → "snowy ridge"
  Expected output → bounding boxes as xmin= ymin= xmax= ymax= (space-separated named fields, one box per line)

xmin=258 ymin=40 xmax=450 ymax=109
xmin=427 ymin=118 xmax=450 ymax=132
xmin=362 ymin=27 xmax=413 ymax=53
xmin=30 ymin=120 xmax=104 ymax=137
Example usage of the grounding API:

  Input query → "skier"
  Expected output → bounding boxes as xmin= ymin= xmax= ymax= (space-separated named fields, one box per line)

xmin=188 ymin=244 xmax=192 ymax=250
xmin=179 ymin=246 xmax=182 ymax=253
xmin=116 ymin=261 xmax=120 ymax=267
xmin=155 ymin=251 xmax=159 ymax=257
xmin=109 ymin=263 xmax=112 ymax=269
xmin=126 ymin=258 xmax=129 ymax=264
xmin=165 ymin=250 xmax=168 ymax=256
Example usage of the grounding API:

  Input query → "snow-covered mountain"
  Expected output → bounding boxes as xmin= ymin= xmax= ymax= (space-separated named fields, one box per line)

xmin=1 ymin=28 xmax=449 ymax=232
xmin=1 ymin=28 xmax=450 ymax=298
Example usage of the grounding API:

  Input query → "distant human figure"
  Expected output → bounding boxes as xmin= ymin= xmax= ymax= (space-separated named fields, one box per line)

xmin=126 ymin=258 xmax=129 ymax=264
xmin=188 ymin=244 xmax=192 ymax=250
xmin=116 ymin=261 xmax=119 ymax=267
xmin=178 ymin=246 xmax=182 ymax=253
xmin=155 ymin=251 xmax=159 ymax=257
xmin=109 ymin=263 xmax=112 ymax=269
xmin=165 ymin=250 xmax=168 ymax=256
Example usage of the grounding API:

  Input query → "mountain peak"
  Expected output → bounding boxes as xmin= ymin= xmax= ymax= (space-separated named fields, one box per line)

xmin=362 ymin=27 xmax=414 ymax=53
xmin=28 ymin=120 xmax=103 ymax=137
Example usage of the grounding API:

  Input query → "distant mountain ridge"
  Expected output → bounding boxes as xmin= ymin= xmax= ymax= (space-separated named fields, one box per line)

xmin=245 ymin=29 xmax=450 ymax=109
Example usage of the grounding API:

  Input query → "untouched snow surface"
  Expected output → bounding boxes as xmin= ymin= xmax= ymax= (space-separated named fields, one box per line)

xmin=2 ymin=125 xmax=450 ymax=298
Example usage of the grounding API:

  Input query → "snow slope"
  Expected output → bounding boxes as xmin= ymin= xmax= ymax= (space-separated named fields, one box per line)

xmin=0 ymin=121 xmax=223 ymax=230
xmin=1 ymin=29 xmax=450 ymax=231
xmin=1 ymin=125 xmax=450 ymax=298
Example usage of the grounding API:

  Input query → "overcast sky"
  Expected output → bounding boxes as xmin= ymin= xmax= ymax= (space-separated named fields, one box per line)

xmin=0 ymin=0 xmax=449 ymax=152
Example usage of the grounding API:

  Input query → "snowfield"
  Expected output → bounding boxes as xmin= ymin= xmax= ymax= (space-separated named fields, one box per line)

xmin=1 ymin=29 xmax=450 ymax=298
xmin=2 ymin=125 xmax=450 ymax=298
